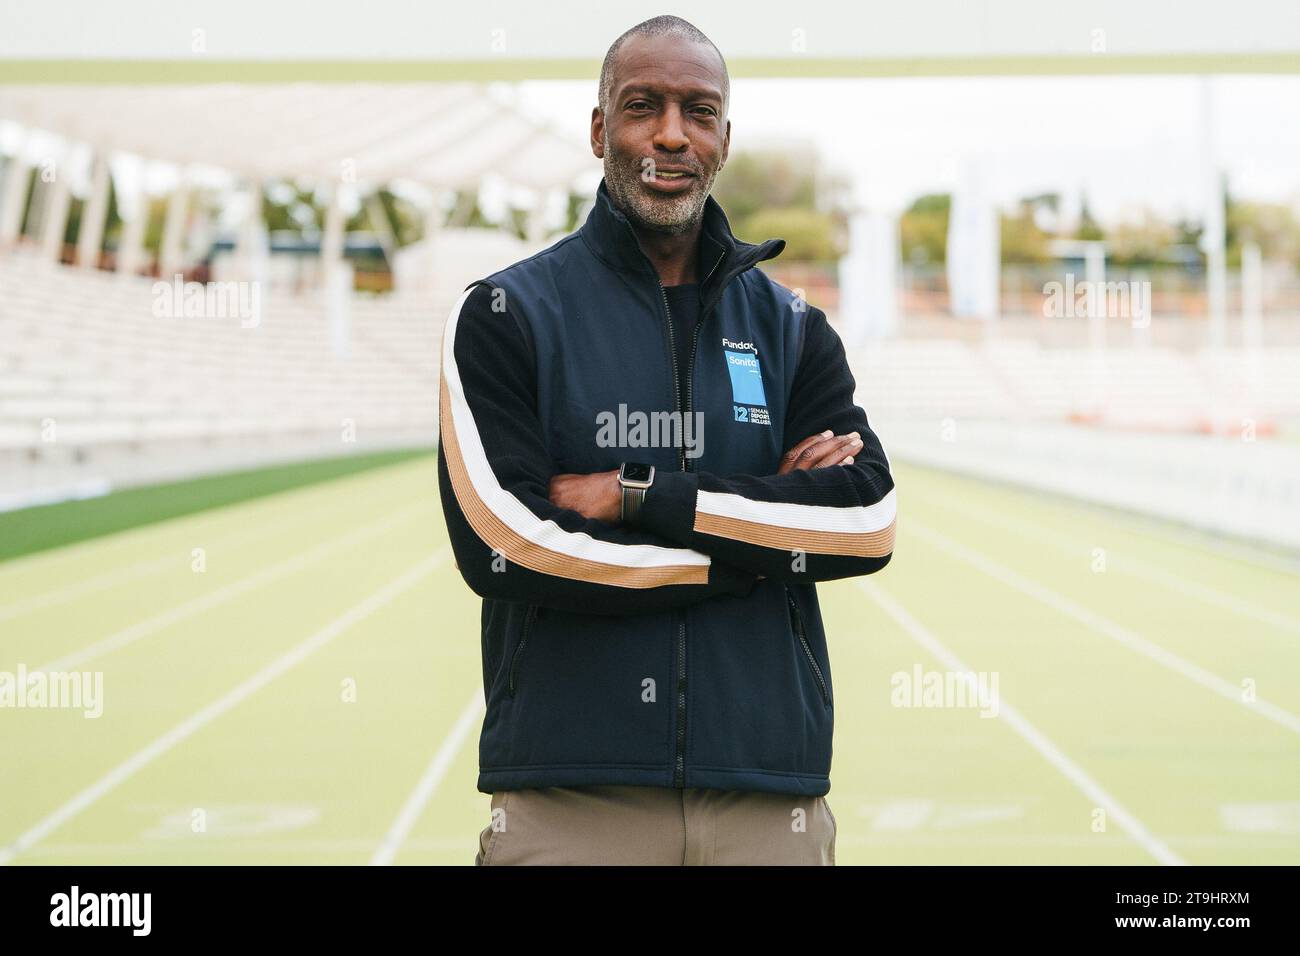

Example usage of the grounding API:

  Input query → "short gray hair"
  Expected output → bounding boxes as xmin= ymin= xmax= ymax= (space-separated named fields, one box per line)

xmin=598 ymin=15 xmax=729 ymax=117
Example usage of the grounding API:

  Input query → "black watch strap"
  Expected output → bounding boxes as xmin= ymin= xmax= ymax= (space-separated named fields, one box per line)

xmin=621 ymin=486 xmax=647 ymax=526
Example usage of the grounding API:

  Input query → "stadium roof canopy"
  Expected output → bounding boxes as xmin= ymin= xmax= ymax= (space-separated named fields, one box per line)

xmin=0 ymin=0 xmax=1294 ymax=196
xmin=0 ymin=0 xmax=1296 ymax=80
xmin=0 ymin=83 xmax=595 ymax=190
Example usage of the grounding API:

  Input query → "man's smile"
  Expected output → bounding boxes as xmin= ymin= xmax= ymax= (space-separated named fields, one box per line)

xmin=642 ymin=164 xmax=698 ymax=194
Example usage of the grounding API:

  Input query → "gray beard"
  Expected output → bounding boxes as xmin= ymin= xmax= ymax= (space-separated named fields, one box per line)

xmin=602 ymin=133 xmax=716 ymax=236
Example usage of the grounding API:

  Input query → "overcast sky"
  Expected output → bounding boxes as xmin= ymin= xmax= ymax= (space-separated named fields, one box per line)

xmin=3 ymin=0 xmax=1296 ymax=224
xmin=512 ymin=74 xmax=1300 ymax=223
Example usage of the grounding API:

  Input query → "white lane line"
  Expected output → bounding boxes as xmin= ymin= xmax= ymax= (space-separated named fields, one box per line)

xmin=858 ymin=579 xmax=1187 ymax=866
xmin=900 ymin=463 xmax=1300 ymax=577
xmin=907 ymin=518 xmax=1300 ymax=736
xmin=910 ymin=490 xmax=1300 ymax=636
xmin=0 ymin=507 xmax=317 ymax=626
xmin=26 ymin=501 xmax=435 ymax=674
xmin=369 ymin=688 xmax=486 ymax=866
xmin=0 ymin=550 xmax=447 ymax=867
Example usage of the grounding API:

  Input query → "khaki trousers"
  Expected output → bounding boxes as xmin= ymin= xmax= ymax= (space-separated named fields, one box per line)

xmin=475 ymin=784 xmax=837 ymax=866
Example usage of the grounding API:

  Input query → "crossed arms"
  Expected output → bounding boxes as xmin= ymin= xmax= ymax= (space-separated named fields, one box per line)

xmin=437 ymin=282 xmax=896 ymax=616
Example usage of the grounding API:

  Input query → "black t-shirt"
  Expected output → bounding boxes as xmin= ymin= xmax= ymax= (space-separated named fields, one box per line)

xmin=662 ymin=282 xmax=701 ymax=412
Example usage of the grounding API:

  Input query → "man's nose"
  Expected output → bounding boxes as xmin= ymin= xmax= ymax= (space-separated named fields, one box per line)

xmin=652 ymin=104 xmax=690 ymax=151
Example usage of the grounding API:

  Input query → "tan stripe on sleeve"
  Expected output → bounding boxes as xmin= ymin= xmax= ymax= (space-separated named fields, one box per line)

xmin=693 ymin=510 xmax=896 ymax=557
xmin=440 ymin=375 xmax=711 ymax=588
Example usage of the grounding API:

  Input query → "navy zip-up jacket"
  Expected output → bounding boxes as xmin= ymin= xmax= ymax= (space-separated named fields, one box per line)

xmin=437 ymin=178 xmax=896 ymax=797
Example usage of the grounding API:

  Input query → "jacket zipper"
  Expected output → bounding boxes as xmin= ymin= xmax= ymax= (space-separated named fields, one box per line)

xmin=684 ymin=319 xmax=705 ymax=472
xmin=507 ymin=604 xmax=539 ymax=697
xmin=660 ymin=284 xmax=687 ymax=473
xmin=658 ymin=282 xmax=690 ymax=787
xmin=656 ymin=242 xmax=763 ymax=787
xmin=786 ymin=587 xmax=830 ymax=706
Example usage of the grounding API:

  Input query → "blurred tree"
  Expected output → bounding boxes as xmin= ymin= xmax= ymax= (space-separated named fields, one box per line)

xmin=563 ymin=191 xmax=590 ymax=233
xmin=264 ymin=180 xmax=322 ymax=233
xmin=352 ymin=187 xmax=423 ymax=246
xmin=141 ymin=195 xmax=167 ymax=254
xmin=64 ymin=196 xmax=83 ymax=249
xmin=100 ymin=174 xmax=122 ymax=252
xmin=506 ymin=207 xmax=530 ymax=241
xmin=17 ymin=167 xmax=38 ymax=237
xmin=1021 ymin=192 xmax=1061 ymax=233
xmin=1107 ymin=213 xmax=1178 ymax=268
xmin=1000 ymin=198 xmax=1052 ymax=264
xmin=900 ymin=193 xmax=950 ymax=265
xmin=712 ymin=149 xmax=844 ymax=262
xmin=1172 ymin=217 xmax=1203 ymax=250
xmin=445 ymin=188 xmax=492 ymax=229
xmin=743 ymin=206 xmax=843 ymax=262
xmin=713 ymin=152 xmax=817 ymax=225
xmin=1074 ymin=194 xmax=1105 ymax=241
xmin=1225 ymin=183 xmax=1300 ymax=269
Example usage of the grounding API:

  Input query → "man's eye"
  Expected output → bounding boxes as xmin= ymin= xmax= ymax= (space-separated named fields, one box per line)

xmin=627 ymin=101 xmax=652 ymax=111
xmin=692 ymin=107 xmax=716 ymax=117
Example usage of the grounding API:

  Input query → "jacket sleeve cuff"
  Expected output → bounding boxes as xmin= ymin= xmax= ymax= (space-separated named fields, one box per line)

xmin=640 ymin=469 xmax=699 ymax=542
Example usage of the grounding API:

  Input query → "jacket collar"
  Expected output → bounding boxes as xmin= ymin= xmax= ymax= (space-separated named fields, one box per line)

xmin=580 ymin=177 xmax=786 ymax=311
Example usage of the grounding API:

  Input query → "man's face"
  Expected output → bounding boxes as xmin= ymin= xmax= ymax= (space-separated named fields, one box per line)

xmin=591 ymin=33 xmax=730 ymax=236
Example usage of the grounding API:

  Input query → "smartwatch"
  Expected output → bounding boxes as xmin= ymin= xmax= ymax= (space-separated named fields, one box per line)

xmin=618 ymin=462 xmax=655 ymax=526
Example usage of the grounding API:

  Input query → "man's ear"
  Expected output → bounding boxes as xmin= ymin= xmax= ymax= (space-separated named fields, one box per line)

xmin=719 ymin=119 xmax=731 ymax=172
xmin=591 ymin=107 xmax=605 ymax=159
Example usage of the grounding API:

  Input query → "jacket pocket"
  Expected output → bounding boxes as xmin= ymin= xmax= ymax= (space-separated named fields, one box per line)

xmin=786 ymin=587 xmax=830 ymax=706
xmin=482 ymin=601 xmax=501 ymax=694
xmin=507 ymin=604 xmax=540 ymax=698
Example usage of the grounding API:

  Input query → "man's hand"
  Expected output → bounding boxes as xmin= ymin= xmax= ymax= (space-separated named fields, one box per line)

xmin=549 ymin=468 xmax=622 ymax=523
xmin=777 ymin=430 xmax=863 ymax=474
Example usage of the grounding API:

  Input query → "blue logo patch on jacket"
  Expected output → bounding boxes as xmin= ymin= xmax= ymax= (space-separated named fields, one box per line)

xmin=724 ymin=349 xmax=767 ymax=407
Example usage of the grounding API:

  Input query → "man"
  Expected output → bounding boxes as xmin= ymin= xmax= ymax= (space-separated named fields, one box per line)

xmin=438 ymin=15 xmax=896 ymax=865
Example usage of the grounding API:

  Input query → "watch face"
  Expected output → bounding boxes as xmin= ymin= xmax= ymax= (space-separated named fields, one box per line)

xmin=621 ymin=463 xmax=653 ymax=483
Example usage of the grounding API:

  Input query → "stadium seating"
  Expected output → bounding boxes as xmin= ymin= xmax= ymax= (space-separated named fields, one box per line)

xmin=0 ymin=253 xmax=448 ymax=509
xmin=851 ymin=337 xmax=1300 ymax=431
xmin=4 ymin=247 xmax=1299 ymax=519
